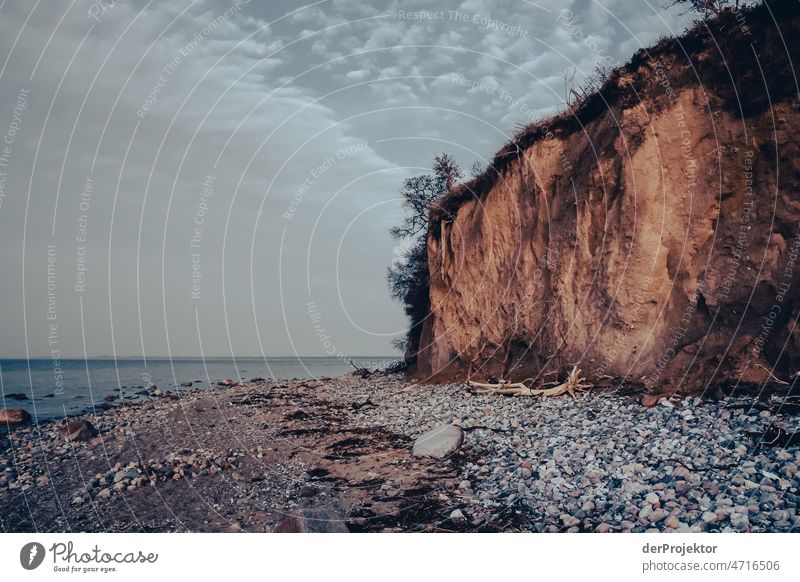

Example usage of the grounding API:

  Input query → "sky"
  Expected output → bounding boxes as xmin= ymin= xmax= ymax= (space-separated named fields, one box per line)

xmin=0 ymin=0 xmax=693 ymax=359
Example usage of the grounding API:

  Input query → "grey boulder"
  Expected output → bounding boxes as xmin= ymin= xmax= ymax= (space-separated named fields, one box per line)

xmin=412 ymin=424 xmax=464 ymax=459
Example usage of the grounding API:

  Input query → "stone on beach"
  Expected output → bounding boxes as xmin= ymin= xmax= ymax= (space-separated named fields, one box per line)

xmin=60 ymin=420 xmax=98 ymax=442
xmin=412 ymin=424 xmax=464 ymax=459
xmin=114 ymin=467 xmax=139 ymax=483
xmin=0 ymin=408 xmax=31 ymax=425
xmin=641 ymin=395 xmax=660 ymax=407
xmin=449 ymin=508 xmax=466 ymax=521
xmin=273 ymin=508 xmax=349 ymax=533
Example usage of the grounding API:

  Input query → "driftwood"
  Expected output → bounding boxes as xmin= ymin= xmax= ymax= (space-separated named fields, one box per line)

xmin=753 ymin=362 xmax=789 ymax=385
xmin=349 ymin=360 xmax=373 ymax=378
xmin=467 ymin=365 xmax=592 ymax=398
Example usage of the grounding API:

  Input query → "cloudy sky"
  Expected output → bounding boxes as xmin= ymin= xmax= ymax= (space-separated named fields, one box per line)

xmin=0 ymin=0 xmax=692 ymax=359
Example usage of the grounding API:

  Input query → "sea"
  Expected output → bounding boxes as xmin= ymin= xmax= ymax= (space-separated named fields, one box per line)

xmin=0 ymin=356 xmax=397 ymax=421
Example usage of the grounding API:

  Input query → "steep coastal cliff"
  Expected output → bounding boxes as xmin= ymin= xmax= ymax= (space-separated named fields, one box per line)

xmin=412 ymin=2 xmax=800 ymax=394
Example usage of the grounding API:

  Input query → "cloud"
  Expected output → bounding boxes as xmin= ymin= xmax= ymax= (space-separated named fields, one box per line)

xmin=0 ymin=0 xmax=688 ymax=358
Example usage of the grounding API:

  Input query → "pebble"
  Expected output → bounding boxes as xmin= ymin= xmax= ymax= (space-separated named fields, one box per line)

xmin=114 ymin=468 xmax=138 ymax=483
xmin=664 ymin=515 xmax=680 ymax=529
xmin=730 ymin=512 xmax=749 ymax=529
xmin=650 ymin=509 xmax=668 ymax=523
xmin=560 ymin=514 xmax=580 ymax=528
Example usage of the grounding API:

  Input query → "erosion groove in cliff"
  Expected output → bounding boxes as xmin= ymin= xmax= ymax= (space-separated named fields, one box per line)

xmin=414 ymin=2 xmax=800 ymax=395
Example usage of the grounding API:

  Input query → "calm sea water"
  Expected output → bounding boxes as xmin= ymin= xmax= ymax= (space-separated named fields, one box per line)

xmin=0 ymin=357 xmax=396 ymax=421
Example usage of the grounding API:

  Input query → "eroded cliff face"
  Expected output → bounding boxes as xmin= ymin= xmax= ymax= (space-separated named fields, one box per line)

xmin=412 ymin=3 xmax=800 ymax=394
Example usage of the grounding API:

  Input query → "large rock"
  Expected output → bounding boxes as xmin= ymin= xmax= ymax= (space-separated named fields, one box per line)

xmin=60 ymin=420 xmax=98 ymax=442
xmin=412 ymin=424 xmax=464 ymax=459
xmin=0 ymin=408 xmax=31 ymax=425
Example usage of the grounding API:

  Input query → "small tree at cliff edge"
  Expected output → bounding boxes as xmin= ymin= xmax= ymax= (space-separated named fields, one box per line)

xmin=388 ymin=154 xmax=461 ymax=363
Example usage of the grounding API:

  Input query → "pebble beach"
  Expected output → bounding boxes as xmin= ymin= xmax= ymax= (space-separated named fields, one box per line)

xmin=1 ymin=373 xmax=799 ymax=532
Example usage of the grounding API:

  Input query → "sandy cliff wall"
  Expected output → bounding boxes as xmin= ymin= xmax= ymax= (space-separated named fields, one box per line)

xmin=413 ymin=3 xmax=800 ymax=394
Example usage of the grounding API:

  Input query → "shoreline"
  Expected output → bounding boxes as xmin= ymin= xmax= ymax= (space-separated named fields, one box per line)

xmin=0 ymin=356 xmax=400 ymax=422
xmin=1 ymin=374 xmax=798 ymax=532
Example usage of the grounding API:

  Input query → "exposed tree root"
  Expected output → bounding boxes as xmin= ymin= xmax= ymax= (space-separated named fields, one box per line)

xmin=467 ymin=366 xmax=592 ymax=398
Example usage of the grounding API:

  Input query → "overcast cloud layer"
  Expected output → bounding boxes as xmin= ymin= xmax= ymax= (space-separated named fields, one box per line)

xmin=0 ymin=0 xmax=692 ymax=359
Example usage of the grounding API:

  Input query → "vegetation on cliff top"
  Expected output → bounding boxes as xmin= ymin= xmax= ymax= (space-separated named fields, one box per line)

xmin=430 ymin=0 xmax=796 ymax=226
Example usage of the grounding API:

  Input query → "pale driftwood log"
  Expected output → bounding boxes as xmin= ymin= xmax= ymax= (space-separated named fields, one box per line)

xmin=467 ymin=365 xmax=592 ymax=398
xmin=753 ymin=362 xmax=789 ymax=385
